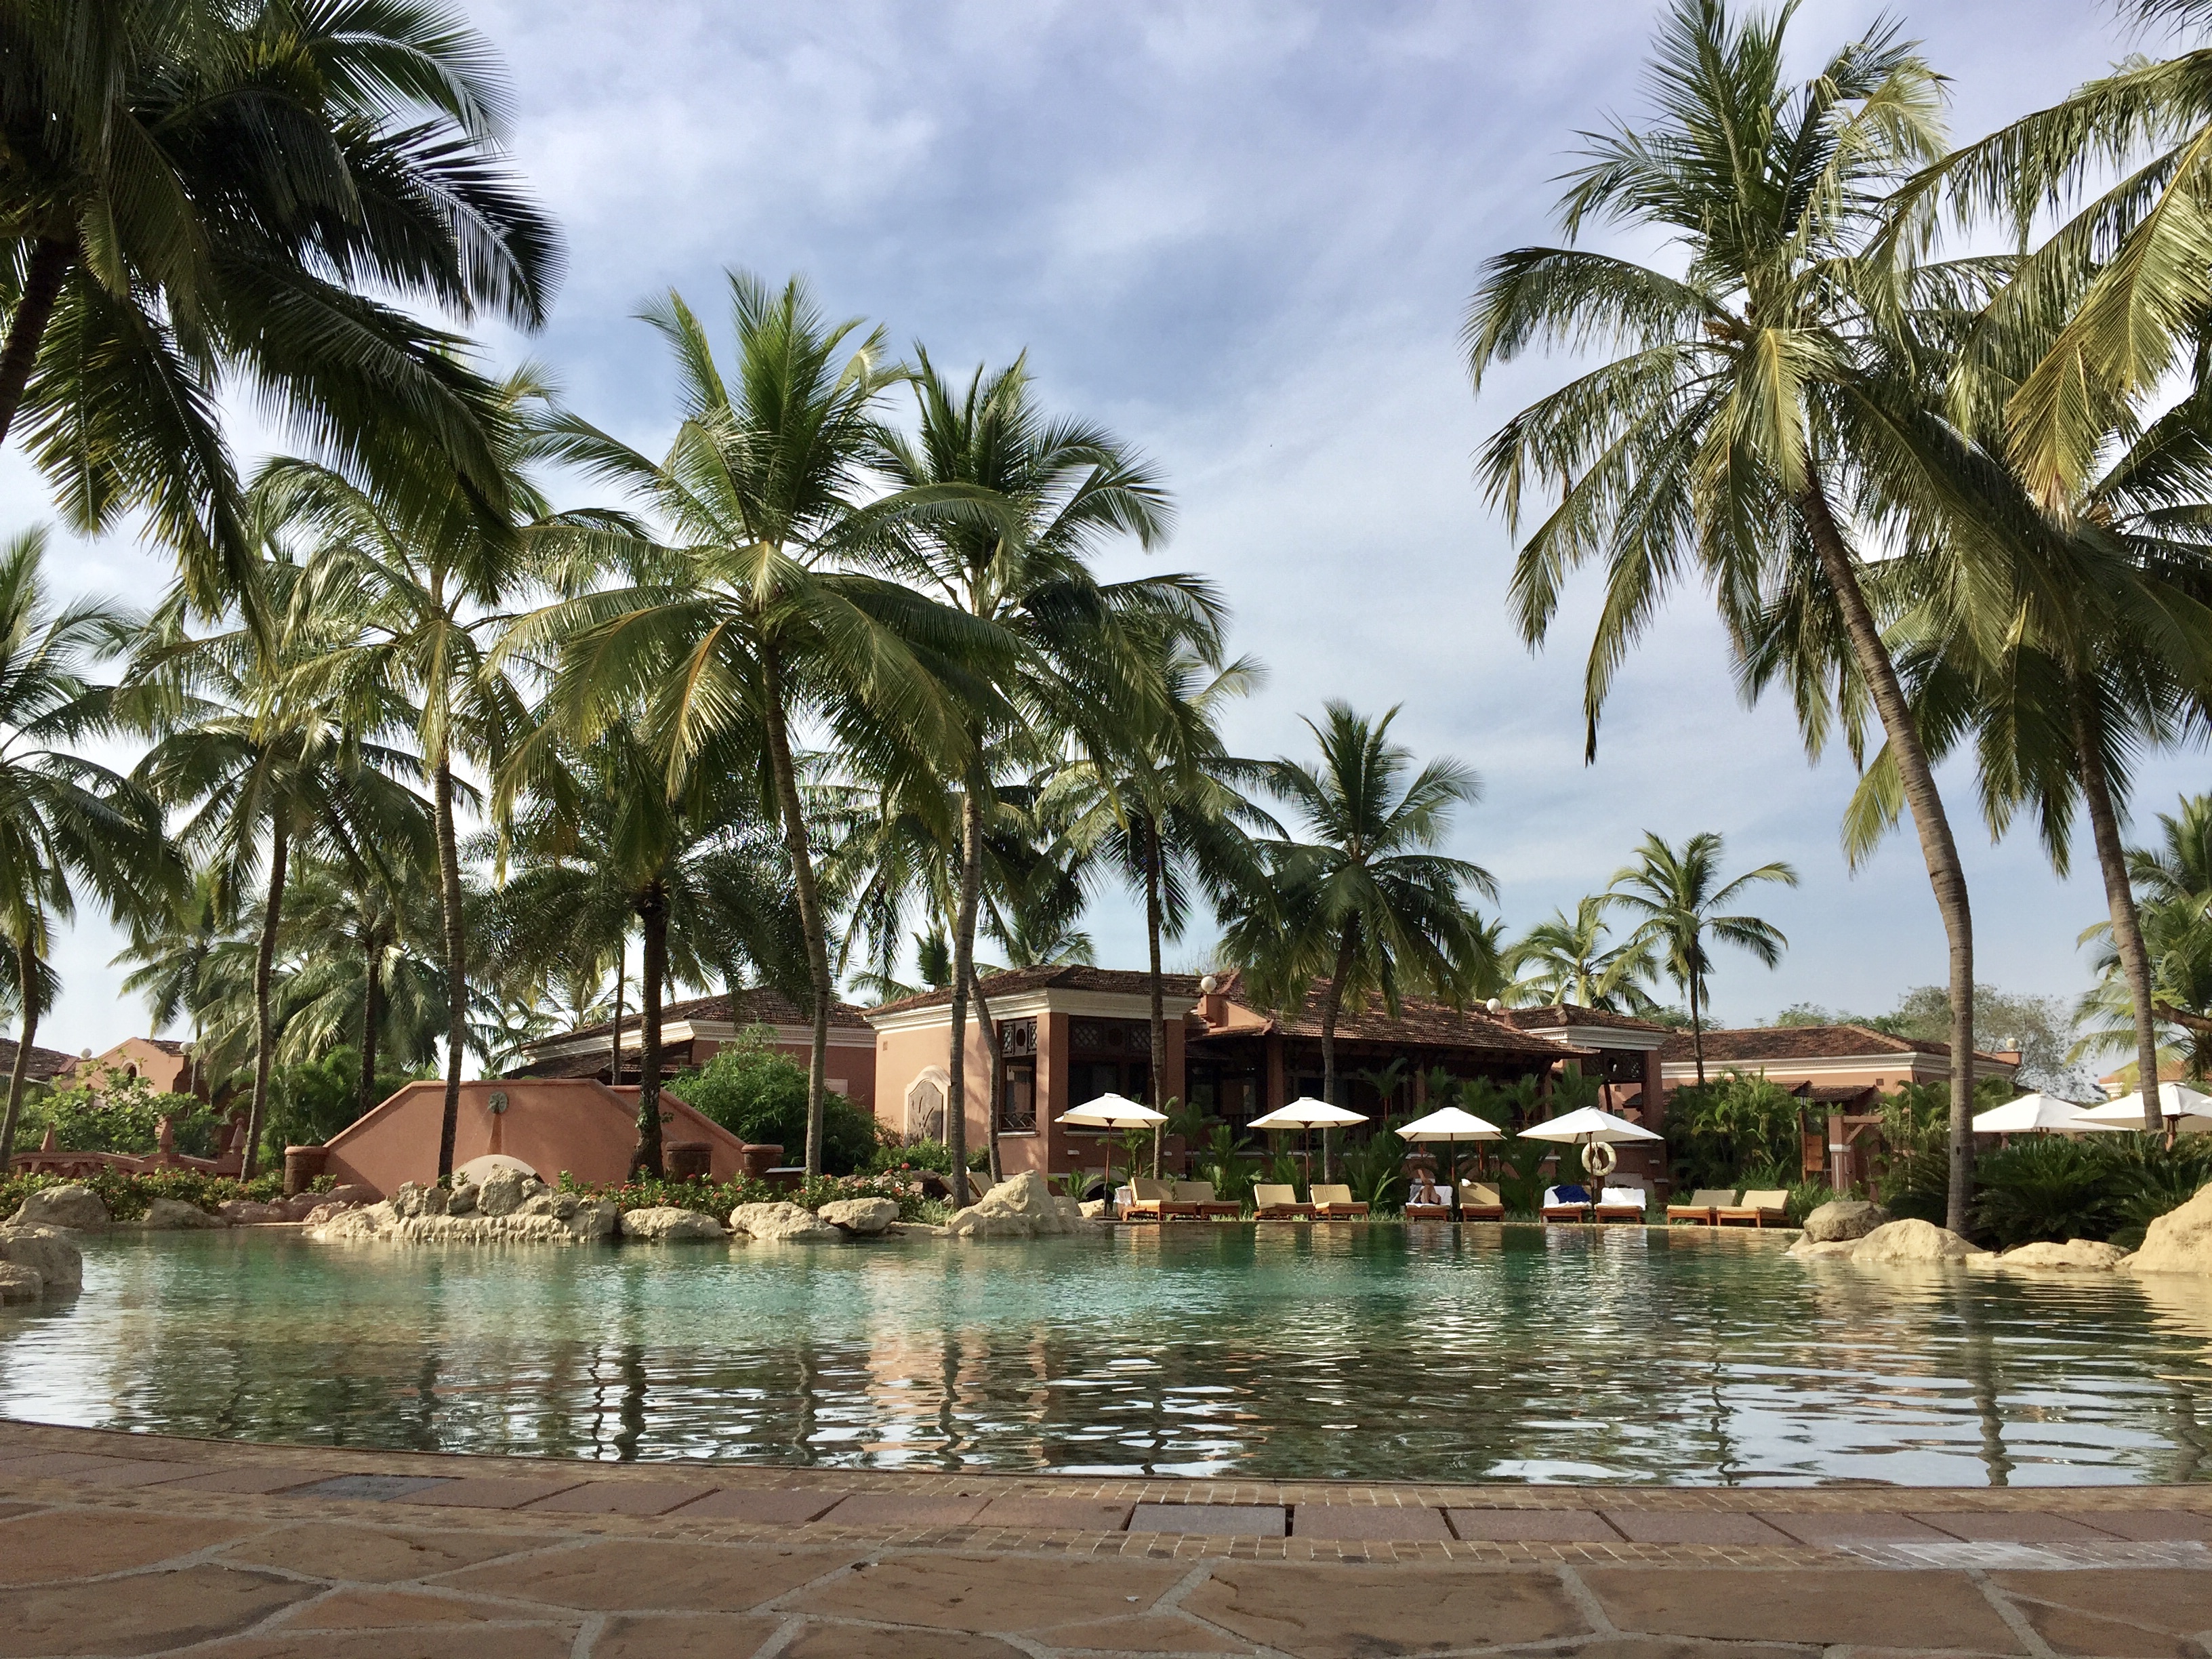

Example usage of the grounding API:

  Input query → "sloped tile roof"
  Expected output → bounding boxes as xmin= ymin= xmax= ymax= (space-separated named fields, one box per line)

xmin=1664 ymin=1023 xmax=2013 ymax=1066
xmin=1496 ymin=1003 xmax=1675 ymax=1036
xmin=871 ymin=964 xmax=1207 ymax=1016
xmin=533 ymin=987 xmax=869 ymax=1049
xmin=1235 ymin=980 xmax=1593 ymax=1060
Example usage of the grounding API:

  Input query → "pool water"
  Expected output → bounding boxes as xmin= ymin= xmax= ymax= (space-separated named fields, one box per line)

xmin=5 ymin=1226 xmax=2211 ymax=1486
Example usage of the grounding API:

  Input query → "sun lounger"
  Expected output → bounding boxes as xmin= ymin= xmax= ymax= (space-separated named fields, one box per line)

xmin=1666 ymin=1188 xmax=1737 ymax=1226
xmin=1252 ymin=1182 xmax=1315 ymax=1219
xmin=1540 ymin=1183 xmax=1593 ymax=1223
xmin=1594 ymin=1185 xmax=1649 ymax=1224
xmin=1403 ymin=1189 xmax=1452 ymax=1219
xmin=1715 ymin=1189 xmax=1790 ymax=1228
xmin=1122 ymin=1177 xmax=1174 ymax=1220
xmin=1456 ymin=1181 xmax=1506 ymax=1221
xmin=1309 ymin=1183 xmax=1370 ymax=1219
xmin=1171 ymin=1181 xmax=1242 ymax=1220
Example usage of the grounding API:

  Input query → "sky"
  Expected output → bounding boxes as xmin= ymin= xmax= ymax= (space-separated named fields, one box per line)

xmin=3 ymin=0 xmax=2186 ymax=1059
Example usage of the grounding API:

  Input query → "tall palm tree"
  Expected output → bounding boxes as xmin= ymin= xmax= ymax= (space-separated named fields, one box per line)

xmin=114 ymin=863 xmax=230 ymax=1058
xmin=1506 ymin=896 xmax=1664 ymax=1016
xmin=2076 ymin=793 xmax=2212 ymax=1083
xmin=0 ymin=528 xmax=180 ymax=1164
xmin=510 ymin=274 xmax=1010 ymax=1176
xmin=0 ymin=0 xmax=560 ymax=611
xmin=1607 ymin=832 xmax=1796 ymax=1085
xmin=1226 ymin=701 xmax=1497 ymax=1112
xmin=1465 ymin=0 xmax=2024 ymax=1229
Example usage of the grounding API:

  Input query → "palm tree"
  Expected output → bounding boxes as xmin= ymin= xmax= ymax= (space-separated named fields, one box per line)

xmin=114 ymin=863 xmax=231 ymax=1058
xmin=0 ymin=0 xmax=560 ymax=611
xmin=2076 ymin=793 xmax=2212 ymax=1084
xmin=1226 ymin=702 xmax=1498 ymax=1113
xmin=1506 ymin=896 xmax=1664 ymax=1016
xmin=0 ymin=528 xmax=181 ymax=1165
xmin=1465 ymin=0 xmax=2019 ymax=1229
xmin=510 ymin=274 xmax=1010 ymax=1176
xmin=1607 ymin=832 xmax=1797 ymax=1086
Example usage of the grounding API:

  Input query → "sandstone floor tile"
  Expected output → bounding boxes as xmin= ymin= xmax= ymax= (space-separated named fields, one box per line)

xmin=1291 ymin=1504 xmax=1452 ymax=1541
xmin=438 ymin=1539 xmax=855 ymax=1613
xmin=975 ymin=1494 xmax=1136 ymax=1531
xmin=1130 ymin=1502 xmax=1286 ymax=1538
xmin=1447 ymin=1509 xmax=1622 ymax=1542
xmin=199 ymin=1626 xmax=577 ymax=1659
xmin=779 ymin=1628 xmax=1024 ymax=1659
xmin=1992 ymin=1570 xmax=2212 ymax=1636
xmin=587 ymin=1612 xmax=783 ymax=1658
xmin=523 ymin=1481 xmax=718 ymax=1517
xmin=220 ymin=1520 xmax=536 ymax=1584
xmin=2011 ymin=1605 xmax=2195 ymax=1658
xmin=161 ymin=1465 xmax=350 ymax=1495
xmin=399 ymin=1475 xmax=589 ymax=1509
xmin=1601 ymin=1511 xmax=1796 ymax=1547
xmin=2051 ymin=1509 xmax=2212 ymax=1542
xmin=1754 ymin=1511 xmax=1952 ymax=1546
xmin=0 ymin=1500 xmax=41 ymax=1519
xmin=278 ymin=1588 xmax=503 ymax=1629
xmin=788 ymin=1553 xmax=1186 ymax=1633
xmin=60 ymin=1458 xmax=223 ymax=1488
xmin=1 ymin=1509 xmax=247 ymax=1585
xmin=291 ymin=1473 xmax=454 ymax=1502
xmin=1916 ymin=1512 xmax=2121 ymax=1543
xmin=815 ymin=1490 xmax=991 ymax=1528
xmin=1547 ymin=1642 xmax=1809 ymax=1659
xmin=1182 ymin=1561 xmax=1590 ymax=1658
xmin=1580 ymin=1567 xmax=2026 ymax=1650
xmin=2 ymin=1563 xmax=315 ymax=1658
xmin=663 ymin=1488 xmax=844 ymax=1523
xmin=1035 ymin=1612 xmax=1260 ymax=1653
xmin=0 ymin=1452 xmax=148 ymax=1480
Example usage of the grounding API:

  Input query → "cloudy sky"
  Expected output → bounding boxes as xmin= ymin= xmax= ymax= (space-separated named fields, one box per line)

xmin=3 ymin=0 xmax=2182 ymax=1057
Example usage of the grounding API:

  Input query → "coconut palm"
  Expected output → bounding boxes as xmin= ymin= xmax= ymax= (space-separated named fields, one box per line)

xmin=1465 ymin=0 xmax=2030 ymax=1229
xmin=1506 ymin=895 xmax=1665 ymax=1016
xmin=0 ymin=0 xmax=560 ymax=610
xmin=1225 ymin=702 xmax=1498 ymax=1111
xmin=1607 ymin=832 xmax=1796 ymax=1085
xmin=114 ymin=863 xmax=231 ymax=1055
xmin=0 ymin=528 xmax=180 ymax=1165
xmin=2076 ymin=793 xmax=2212 ymax=1082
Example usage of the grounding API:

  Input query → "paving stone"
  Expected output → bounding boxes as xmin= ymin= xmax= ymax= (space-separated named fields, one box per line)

xmin=220 ymin=1521 xmax=538 ymax=1584
xmin=815 ymin=1490 xmax=991 ymax=1527
xmin=0 ymin=1509 xmax=247 ymax=1585
xmin=161 ymin=1465 xmax=351 ymax=1495
xmin=438 ymin=1539 xmax=854 ymax=1613
xmin=43 ymin=1457 xmax=221 ymax=1488
xmin=787 ymin=1553 xmax=1187 ymax=1633
xmin=1130 ymin=1502 xmax=1287 ymax=1538
xmin=1447 ymin=1509 xmax=1623 ymax=1542
xmin=780 ymin=1629 xmax=1025 ymax=1659
xmin=278 ymin=1588 xmax=502 ymax=1629
xmin=1545 ymin=1643 xmax=1808 ymax=1658
xmin=1601 ymin=1511 xmax=1798 ymax=1547
xmin=0 ymin=1501 xmax=40 ymax=1519
xmin=1580 ymin=1567 xmax=2028 ymax=1650
xmin=2007 ymin=1604 xmax=2196 ymax=1658
xmin=523 ymin=1480 xmax=720 ymax=1517
xmin=664 ymin=1487 xmax=846 ymax=1523
xmin=0 ymin=1451 xmax=158 ymax=1481
xmin=2059 ymin=1509 xmax=2212 ymax=1542
xmin=975 ymin=1494 xmax=1136 ymax=1531
xmin=1181 ymin=1561 xmax=1591 ymax=1657
xmin=1033 ymin=1612 xmax=1261 ymax=1653
xmin=1992 ymin=1569 xmax=2212 ymax=1637
xmin=199 ymin=1628 xmax=577 ymax=1659
xmin=1754 ymin=1511 xmax=1954 ymax=1546
xmin=292 ymin=1473 xmax=455 ymax=1502
xmin=1290 ymin=1504 xmax=1452 ymax=1540
xmin=588 ymin=1612 xmax=784 ymax=1658
xmin=398 ymin=1475 xmax=589 ymax=1509
xmin=1914 ymin=1511 xmax=2121 ymax=1543
xmin=1 ymin=1563 xmax=316 ymax=1658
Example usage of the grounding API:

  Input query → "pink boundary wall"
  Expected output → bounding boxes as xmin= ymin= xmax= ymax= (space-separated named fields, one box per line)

xmin=319 ymin=1079 xmax=747 ymax=1198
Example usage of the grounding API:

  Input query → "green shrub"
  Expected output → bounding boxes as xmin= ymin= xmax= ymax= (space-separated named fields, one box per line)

xmin=261 ymin=1047 xmax=424 ymax=1151
xmin=1666 ymin=1072 xmax=1805 ymax=1193
xmin=1492 ymin=1134 xmax=1555 ymax=1218
xmin=0 ymin=1168 xmax=283 ymax=1222
xmin=2102 ymin=1137 xmax=2212 ymax=1250
xmin=867 ymin=1136 xmax=989 ymax=1176
xmin=1970 ymin=1137 xmax=2125 ymax=1248
xmin=1339 ymin=1130 xmax=1408 ymax=1213
xmin=18 ymin=1077 xmax=221 ymax=1157
xmin=673 ymin=1026 xmax=876 ymax=1174
xmin=1192 ymin=1125 xmax=1257 ymax=1207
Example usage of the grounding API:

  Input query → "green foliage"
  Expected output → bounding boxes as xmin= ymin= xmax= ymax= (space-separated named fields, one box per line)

xmin=869 ymin=1136 xmax=990 ymax=1176
xmin=1339 ymin=1130 xmax=1408 ymax=1212
xmin=1971 ymin=1138 xmax=2126 ymax=1248
xmin=0 ymin=1167 xmax=281 ymax=1223
xmin=1666 ymin=1071 xmax=1805 ymax=1192
xmin=675 ymin=1029 xmax=876 ymax=1174
xmin=19 ymin=1077 xmax=218 ymax=1157
xmin=1492 ymin=1134 xmax=1554 ymax=1219
xmin=1261 ymin=1142 xmax=1306 ymax=1197
xmin=260 ymin=1048 xmax=423 ymax=1153
xmin=1193 ymin=1125 xmax=1258 ymax=1206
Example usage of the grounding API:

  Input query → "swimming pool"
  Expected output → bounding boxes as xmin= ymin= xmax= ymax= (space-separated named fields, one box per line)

xmin=4 ymin=1225 xmax=2209 ymax=1486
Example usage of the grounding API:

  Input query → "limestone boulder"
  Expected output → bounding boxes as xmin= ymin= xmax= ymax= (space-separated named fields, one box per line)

xmin=728 ymin=1201 xmax=838 ymax=1242
xmin=884 ymin=1221 xmax=947 ymax=1237
xmin=0 ymin=1223 xmax=83 ymax=1292
xmin=300 ymin=1201 xmax=359 ymax=1229
xmin=2126 ymin=1182 xmax=2212 ymax=1276
xmin=10 ymin=1183 xmax=109 ymax=1231
xmin=0 ymin=1261 xmax=42 ymax=1303
xmin=818 ymin=1197 xmax=898 ymax=1235
xmin=1987 ymin=1238 xmax=2129 ymax=1271
xmin=445 ymin=1180 xmax=478 ymax=1216
xmin=1847 ymin=1218 xmax=1987 ymax=1263
xmin=138 ymin=1197 xmax=222 ymax=1230
xmin=1078 ymin=1199 xmax=1109 ymax=1220
xmin=1802 ymin=1200 xmax=1891 ymax=1244
xmin=217 ymin=1200 xmax=290 ymax=1225
xmin=305 ymin=1195 xmax=617 ymax=1245
xmin=620 ymin=1206 xmax=727 ymax=1242
xmin=388 ymin=1182 xmax=449 ymax=1219
xmin=1787 ymin=1237 xmax=1859 ymax=1258
xmin=473 ymin=1169 xmax=532 ymax=1216
xmin=944 ymin=1171 xmax=1101 ymax=1240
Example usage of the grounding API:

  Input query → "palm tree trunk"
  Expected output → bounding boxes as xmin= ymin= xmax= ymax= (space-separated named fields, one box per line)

xmin=1689 ymin=968 xmax=1706 ymax=1086
xmin=245 ymin=821 xmax=289 ymax=1182
xmin=0 ymin=237 xmax=73 ymax=447
xmin=632 ymin=890 xmax=668 ymax=1178
xmin=357 ymin=932 xmax=382 ymax=1121
xmin=1318 ymin=922 xmax=1359 ymax=1181
xmin=758 ymin=640 xmax=833 ymax=1176
xmin=0 ymin=933 xmax=42 ymax=1168
xmin=945 ymin=789 xmax=983 ymax=1206
xmin=2072 ymin=687 xmax=2163 ymax=1136
xmin=607 ymin=939 xmax=624 ymax=1084
xmin=1801 ymin=480 xmax=1976 ymax=1234
xmin=1144 ymin=820 xmax=1167 ymax=1178
xmin=433 ymin=754 xmax=468 ymax=1182
xmin=970 ymin=962 xmax=1004 ymax=1185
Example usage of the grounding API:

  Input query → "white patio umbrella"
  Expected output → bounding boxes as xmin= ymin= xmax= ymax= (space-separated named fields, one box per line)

xmin=1056 ymin=1093 xmax=1170 ymax=1208
xmin=1518 ymin=1105 xmax=1663 ymax=1200
xmin=1397 ymin=1105 xmax=1504 ymax=1216
xmin=1248 ymin=1097 xmax=1369 ymax=1188
xmin=1971 ymin=1092 xmax=2110 ymax=1136
xmin=2074 ymin=1082 xmax=2212 ymax=1135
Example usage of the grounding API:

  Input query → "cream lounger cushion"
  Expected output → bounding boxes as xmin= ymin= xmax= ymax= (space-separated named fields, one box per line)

xmin=1677 ymin=1189 xmax=1738 ymax=1209
xmin=1734 ymin=1189 xmax=1789 ymax=1212
xmin=1309 ymin=1183 xmax=1361 ymax=1208
xmin=1252 ymin=1183 xmax=1304 ymax=1209
xmin=1459 ymin=1183 xmax=1502 ymax=1207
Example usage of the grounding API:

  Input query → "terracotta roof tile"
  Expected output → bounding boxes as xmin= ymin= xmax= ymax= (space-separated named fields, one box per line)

xmin=1229 ymin=979 xmax=1593 ymax=1060
xmin=3 ymin=1039 xmax=78 ymax=1084
xmin=1663 ymin=1023 xmax=2015 ymax=1067
xmin=871 ymin=964 xmax=1207 ymax=1016
xmin=534 ymin=987 xmax=868 ymax=1049
xmin=1495 ymin=1002 xmax=1675 ymax=1036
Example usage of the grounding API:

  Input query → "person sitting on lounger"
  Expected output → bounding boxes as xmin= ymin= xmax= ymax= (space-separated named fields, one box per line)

xmin=1408 ymin=1170 xmax=1443 ymax=1206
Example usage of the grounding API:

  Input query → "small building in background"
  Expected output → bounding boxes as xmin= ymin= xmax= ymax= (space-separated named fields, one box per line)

xmin=2 ymin=1037 xmax=90 ymax=1093
xmin=59 ymin=1036 xmax=207 ymax=1100
xmin=1660 ymin=1023 xmax=2021 ymax=1097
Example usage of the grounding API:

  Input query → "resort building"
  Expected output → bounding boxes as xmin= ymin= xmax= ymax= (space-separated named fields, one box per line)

xmin=1492 ymin=1004 xmax=1672 ymax=1122
xmin=505 ymin=987 xmax=879 ymax=1113
xmin=1658 ymin=1024 xmax=2022 ymax=1103
xmin=0 ymin=1037 xmax=79 ymax=1091
xmin=61 ymin=1036 xmax=209 ymax=1101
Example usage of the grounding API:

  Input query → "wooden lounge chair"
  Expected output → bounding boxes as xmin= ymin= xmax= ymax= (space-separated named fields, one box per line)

xmin=1593 ymin=1185 xmax=1649 ymax=1224
xmin=1310 ymin=1182 xmax=1370 ymax=1219
xmin=1540 ymin=1184 xmax=1593 ymax=1224
xmin=1404 ymin=1189 xmax=1452 ymax=1218
xmin=1666 ymin=1189 xmax=1737 ymax=1226
xmin=1122 ymin=1177 xmax=1175 ymax=1221
xmin=1456 ymin=1181 xmax=1506 ymax=1221
xmin=1171 ymin=1181 xmax=1242 ymax=1220
xmin=1252 ymin=1183 xmax=1315 ymax=1219
xmin=1715 ymin=1189 xmax=1790 ymax=1228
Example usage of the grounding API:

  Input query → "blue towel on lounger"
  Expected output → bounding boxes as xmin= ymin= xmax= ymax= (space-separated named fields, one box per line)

xmin=1551 ymin=1184 xmax=1591 ymax=1205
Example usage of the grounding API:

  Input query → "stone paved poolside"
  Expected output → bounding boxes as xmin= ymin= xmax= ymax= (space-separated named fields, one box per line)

xmin=4 ymin=1417 xmax=2210 ymax=1656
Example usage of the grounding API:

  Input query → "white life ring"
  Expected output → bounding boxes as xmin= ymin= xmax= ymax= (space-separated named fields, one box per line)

xmin=1580 ymin=1141 xmax=1618 ymax=1179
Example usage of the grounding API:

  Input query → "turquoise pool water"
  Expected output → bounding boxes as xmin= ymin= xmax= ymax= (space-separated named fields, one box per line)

xmin=3 ymin=1225 xmax=2211 ymax=1486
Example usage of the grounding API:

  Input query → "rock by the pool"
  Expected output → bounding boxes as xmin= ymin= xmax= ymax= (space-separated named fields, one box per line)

xmin=0 ymin=1261 xmax=41 ymax=1303
xmin=476 ymin=1169 xmax=536 ymax=1217
xmin=300 ymin=1200 xmax=359 ymax=1228
xmin=10 ymin=1184 xmax=109 ymax=1231
xmin=944 ymin=1172 xmax=1097 ymax=1240
xmin=0 ymin=1223 xmax=83 ymax=1292
xmin=620 ymin=1206 xmax=727 ymax=1242
xmin=218 ymin=1200 xmax=289 ymax=1225
xmin=728 ymin=1201 xmax=838 ymax=1242
xmin=309 ymin=1185 xmax=618 ymax=1244
xmin=818 ymin=1197 xmax=897 ymax=1235
xmin=1787 ymin=1236 xmax=1859 ymax=1258
xmin=1847 ymin=1218 xmax=1986 ymax=1263
xmin=1802 ymin=1200 xmax=1890 ymax=1243
xmin=1988 ymin=1238 xmax=2129 ymax=1271
xmin=2127 ymin=1183 xmax=2212 ymax=1275
xmin=884 ymin=1221 xmax=947 ymax=1237
xmin=138 ymin=1197 xmax=223 ymax=1230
